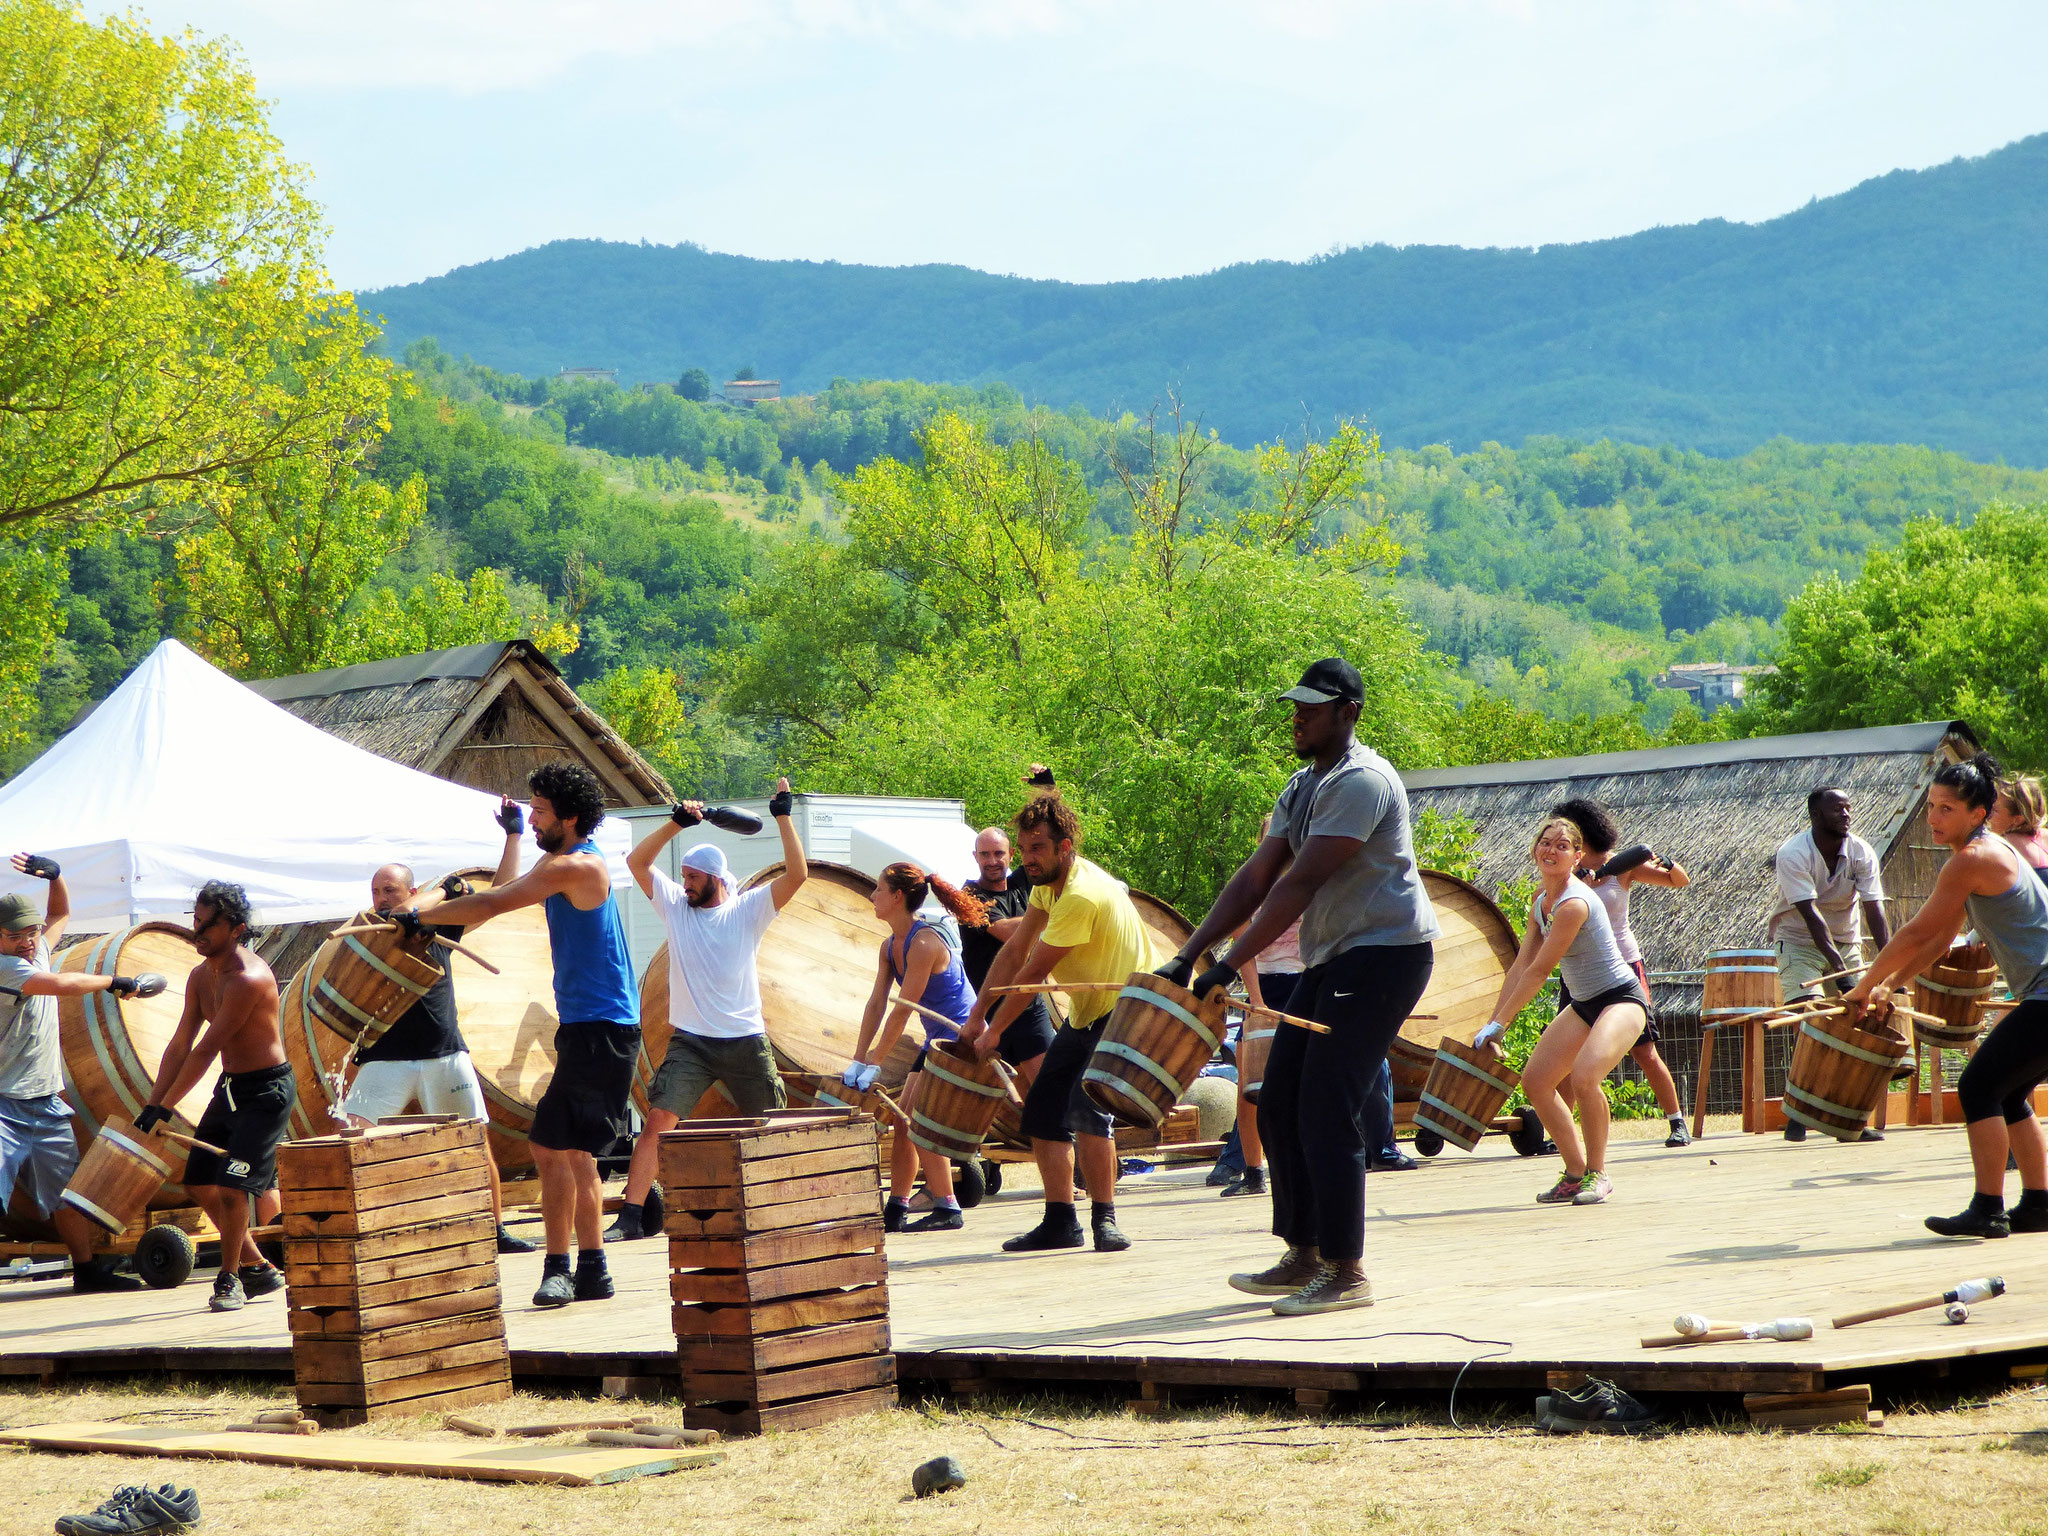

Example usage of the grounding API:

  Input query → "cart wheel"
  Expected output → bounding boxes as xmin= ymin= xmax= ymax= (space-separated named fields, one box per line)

xmin=953 ymin=1159 xmax=987 ymax=1209
xmin=1412 ymin=1127 xmax=1444 ymax=1158
xmin=135 ymin=1224 xmax=196 ymax=1289
xmin=1510 ymin=1105 xmax=1548 ymax=1158
xmin=981 ymin=1159 xmax=1002 ymax=1197
xmin=641 ymin=1185 xmax=665 ymax=1233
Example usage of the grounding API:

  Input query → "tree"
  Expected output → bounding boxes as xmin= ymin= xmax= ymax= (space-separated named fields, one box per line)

xmin=1747 ymin=503 xmax=2048 ymax=767
xmin=582 ymin=664 xmax=699 ymax=792
xmin=677 ymin=368 xmax=712 ymax=402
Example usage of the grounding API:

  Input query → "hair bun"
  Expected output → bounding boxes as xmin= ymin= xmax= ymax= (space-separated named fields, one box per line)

xmin=1972 ymin=751 xmax=2004 ymax=783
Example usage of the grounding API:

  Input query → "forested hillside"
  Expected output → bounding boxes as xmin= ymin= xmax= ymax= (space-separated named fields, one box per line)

xmin=367 ymin=135 xmax=2048 ymax=461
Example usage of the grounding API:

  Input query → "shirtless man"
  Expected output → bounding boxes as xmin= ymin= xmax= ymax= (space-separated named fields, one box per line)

xmin=137 ymin=881 xmax=293 ymax=1313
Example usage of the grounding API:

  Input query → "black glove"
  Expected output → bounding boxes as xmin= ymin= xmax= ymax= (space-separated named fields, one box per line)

xmin=134 ymin=1105 xmax=169 ymax=1134
xmin=439 ymin=873 xmax=472 ymax=901
xmin=108 ymin=975 xmax=140 ymax=998
xmin=21 ymin=854 xmax=58 ymax=880
xmin=1594 ymin=843 xmax=1657 ymax=881
xmin=495 ymin=799 xmax=525 ymax=835
xmin=1026 ymin=764 xmax=1056 ymax=787
xmin=767 ymin=785 xmax=794 ymax=819
xmin=672 ymin=802 xmax=703 ymax=828
xmin=1155 ymin=954 xmax=1195 ymax=989
xmin=704 ymin=805 xmax=764 ymax=835
xmin=1191 ymin=961 xmax=1239 ymax=1001
xmin=391 ymin=909 xmax=428 ymax=941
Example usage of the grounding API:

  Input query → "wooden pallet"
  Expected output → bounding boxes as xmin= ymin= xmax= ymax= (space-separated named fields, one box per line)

xmin=660 ymin=1113 xmax=898 ymax=1435
xmin=278 ymin=1123 xmax=510 ymax=1425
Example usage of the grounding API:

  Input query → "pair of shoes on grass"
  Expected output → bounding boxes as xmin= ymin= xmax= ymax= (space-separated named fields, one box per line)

xmin=57 ymin=1483 xmax=199 ymax=1535
xmin=1534 ymin=1377 xmax=1659 ymax=1434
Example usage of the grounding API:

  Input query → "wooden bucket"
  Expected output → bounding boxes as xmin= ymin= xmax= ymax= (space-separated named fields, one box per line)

xmin=430 ymin=867 xmax=560 ymax=1175
xmin=1912 ymin=943 xmax=1998 ymax=1050
xmin=1407 ymin=871 xmax=1521 ymax=1051
xmin=59 ymin=1117 xmax=173 ymax=1235
xmin=1783 ymin=1006 xmax=1911 ymax=1141
xmin=1413 ymin=1036 xmax=1522 ymax=1152
xmin=56 ymin=923 xmax=205 ymax=1154
xmin=1236 ymin=1015 xmax=1278 ymax=1105
xmin=906 ymin=1042 xmax=1008 ymax=1160
xmin=1702 ymin=948 xmax=1782 ymax=1026
xmin=1082 ymin=972 xmax=1229 ymax=1128
xmin=279 ymin=913 xmax=446 ymax=1141
xmin=1389 ymin=1035 xmax=1435 ymax=1102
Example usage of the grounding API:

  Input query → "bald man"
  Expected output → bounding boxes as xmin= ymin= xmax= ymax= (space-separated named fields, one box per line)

xmin=959 ymin=826 xmax=1054 ymax=1086
xmin=339 ymin=863 xmax=533 ymax=1254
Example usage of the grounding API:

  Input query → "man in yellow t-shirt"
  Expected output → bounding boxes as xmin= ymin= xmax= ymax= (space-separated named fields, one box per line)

xmin=960 ymin=792 xmax=1151 ymax=1254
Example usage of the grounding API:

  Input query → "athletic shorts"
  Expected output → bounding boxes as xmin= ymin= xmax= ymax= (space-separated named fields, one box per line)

xmin=343 ymin=1053 xmax=487 ymax=1123
xmin=648 ymin=1029 xmax=784 ymax=1118
xmin=531 ymin=1020 xmax=638 ymax=1155
xmin=184 ymin=1063 xmax=295 ymax=1194
xmin=990 ymin=1004 xmax=1056 ymax=1068
xmin=1017 ymin=1020 xmax=1116 ymax=1144
xmin=0 ymin=1093 xmax=79 ymax=1220
xmin=1560 ymin=980 xmax=1653 ymax=1029
xmin=1561 ymin=967 xmax=1660 ymax=1045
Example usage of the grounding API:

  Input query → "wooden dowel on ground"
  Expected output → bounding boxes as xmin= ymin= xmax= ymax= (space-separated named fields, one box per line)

xmin=1640 ymin=1327 xmax=1748 ymax=1348
xmin=445 ymin=1416 xmax=497 ymax=1438
xmin=225 ymin=1420 xmax=318 ymax=1435
xmin=586 ymin=1427 xmax=722 ymax=1448
xmin=505 ymin=1417 xmax=643 ymax=1436
xmin=252 ymin=1409 xmax=305 ymax=1425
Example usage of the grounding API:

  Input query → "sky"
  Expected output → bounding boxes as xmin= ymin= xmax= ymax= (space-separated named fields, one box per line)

xmin=106 ymin=1 xmax=2048 ymax=294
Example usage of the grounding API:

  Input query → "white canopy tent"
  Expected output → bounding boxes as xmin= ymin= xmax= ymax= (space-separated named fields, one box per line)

xmin=0 ymin=639 xmax=631 ymax=934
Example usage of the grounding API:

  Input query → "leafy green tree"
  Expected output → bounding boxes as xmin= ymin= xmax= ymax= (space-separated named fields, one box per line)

xmin=581 ymin=664 xmax=698 ymax=794
xmin=1747 ymin=503 xmax=2048 ymax=766
xmin=677 ymin=368 xmax=712 ymax=402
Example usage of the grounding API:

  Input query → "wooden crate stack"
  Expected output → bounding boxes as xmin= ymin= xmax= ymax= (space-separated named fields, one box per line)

xmin=278 ymin=1120 xmax=509 ymax=1427
xmin=664 ymin=1111 xmax=897 ymax=1435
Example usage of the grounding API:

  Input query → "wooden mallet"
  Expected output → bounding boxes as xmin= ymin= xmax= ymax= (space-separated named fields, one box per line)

xmin=1640 ymin=1316 xmax=1812 ymax=1349
xmin=1832 ymin=1276 xmax=2005 ymax=1329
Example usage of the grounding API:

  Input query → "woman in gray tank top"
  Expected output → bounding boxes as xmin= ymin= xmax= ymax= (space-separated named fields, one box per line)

xmin=1846 ymin=753 xmax=2048 ymax=1239
xmin=1475 ymin=816 xmax=1651 ymax=1208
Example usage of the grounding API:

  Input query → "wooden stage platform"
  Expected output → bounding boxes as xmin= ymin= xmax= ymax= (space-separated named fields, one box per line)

xmin=2 ymin=1124 xmax=2043 ymax=1406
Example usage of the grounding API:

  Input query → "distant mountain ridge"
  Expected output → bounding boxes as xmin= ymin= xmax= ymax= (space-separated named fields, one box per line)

xmin=366 ymin=135 xmax=2048 ymax=461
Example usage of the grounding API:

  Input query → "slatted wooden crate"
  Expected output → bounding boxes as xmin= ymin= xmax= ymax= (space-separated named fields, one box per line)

xmin=663 ymin=1111 xmax=897 ymax=1435
xmin=278 ymin=1121 xmax=509 ymax=1426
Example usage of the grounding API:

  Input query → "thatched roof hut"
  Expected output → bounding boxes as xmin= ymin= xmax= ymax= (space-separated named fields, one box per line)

xmin=246 ymin=641 xmax=673 ymax=808
xmin=1401 ymin=721 xmax=1979 ymax=1111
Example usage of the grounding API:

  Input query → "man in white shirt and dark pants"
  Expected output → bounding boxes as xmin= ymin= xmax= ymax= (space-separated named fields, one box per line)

xmin=606 ymin=781 xmax=809 ymax=1241
xmin=1769 ymin=784 xmax=1892 ymax=1141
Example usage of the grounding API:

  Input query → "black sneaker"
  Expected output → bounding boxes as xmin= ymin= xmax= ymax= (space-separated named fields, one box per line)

xmin=1002 ymin=1213 xmax=1085 ymax=1253
xmin=1205 ymin=1160 xmax=1243 ymax=1188
xmin=1220 ymin=1166 xmax=1267 ymax=1197
xmin=1091 ymin=1209 xmax=1132 ymax=1253
xmin=1664 ymin=1121 xmax=1692 ymax=1148
xmin=72 ymin=1259 xmax=143 ymax=1294
xmin=58 ymin=1482 xmax=200 ymax=1535
xmin=2011 ymin=1204 xmax=2048 ymax=1234
xmin=883 ymin=1199 xmax=908 ymax=1234
xmin=1783 ymin=1122 xmax=1807 ymax=1142
xmin=904 ymin=1206 xmax=964 ymax=1232
xmin=601 ymin=1203 xmax=643 ymax=1244
xmin=1367 ymin=1149 xmax=1418 ymax=1172
xmin=208 ymin=1271 xmax=244 ymax=1312
xmin=496 ymin=1223 xmax=537 ymax=1254
xmin=1925 ymin=1206 xmax=2011 ymax=1239
xmin=1537 ymin=1377 xmax=1659 ymax=1434
xmin=238 ymin=1263 xmax=285 ymax=1299
xmin=532 ymin=1270 xmax=576 ymax=1308
xmin=573 ymin=1260 xmax=614 ymax=1301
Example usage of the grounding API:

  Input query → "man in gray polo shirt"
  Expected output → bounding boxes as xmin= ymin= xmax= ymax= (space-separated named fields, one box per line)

xmin=1166 ymin=658 xmax=1439 ymax=1316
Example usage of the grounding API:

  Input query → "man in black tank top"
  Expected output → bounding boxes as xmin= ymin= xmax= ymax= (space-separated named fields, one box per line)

xmin=960 ymin=827 xmax=1056 ymax=1076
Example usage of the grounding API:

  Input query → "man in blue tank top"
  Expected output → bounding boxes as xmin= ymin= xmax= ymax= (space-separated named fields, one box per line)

xmin=431 ymin=762 xmax=639 ymax=1309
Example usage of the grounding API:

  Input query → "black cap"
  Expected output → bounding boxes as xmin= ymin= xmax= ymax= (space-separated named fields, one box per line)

xmin=1278 ymin=657 xmax=1363 ymax=706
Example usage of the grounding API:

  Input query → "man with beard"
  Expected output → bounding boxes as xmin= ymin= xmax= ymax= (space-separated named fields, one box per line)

xmin=603 ymin=780 xmax=810 ymax=1242
xmin=429 ymin=763 xmax=640 ymax=1308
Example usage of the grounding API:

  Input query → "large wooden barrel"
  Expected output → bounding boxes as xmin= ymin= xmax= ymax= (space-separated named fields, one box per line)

xmin=60 ymin=1118 xmax=174 ymax=1234
xmin=1082 ymin=972 xmax=1229 ymax=1128
xmin=1783 ymin=1005 xmax=1911 ymax=1141
xmin=1413 ymin=1036 xmax=1521 ymax=1152
xmin=906 ymin=1042 xmax=1010 ymax=1160
xmin=630 ymin=944 xmax=746 ymax=1122
xmin=1702 ymin=948 xmax=1782 ymax=1026
xmin=433 ymin=867 xmax=560 ymax=1175
xmin=56 ymin=923 xmax=205 ymax=1152
xmin=1406 ymin=872 xmax=1520 ymax=1050
xmin=1913 ymin=943 xmax=1998 ymax=1050
xmin=278 ymin=915 xmax=445 ymax=1141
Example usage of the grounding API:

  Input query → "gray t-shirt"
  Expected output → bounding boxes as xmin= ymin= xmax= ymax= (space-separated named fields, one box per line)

xmin=1268 ymin=742 xmax=1441 ymax=967
xmin=1536 ymin=878 xmax=1638 ymax=1001
xmin=0 ymin=940 xmax=63 ymax=1100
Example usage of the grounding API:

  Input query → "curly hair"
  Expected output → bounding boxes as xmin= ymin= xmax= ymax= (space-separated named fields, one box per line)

xmin=880 ymin=862 xmax=991 ymax=928
xmin=195 ymin=880 xmax=253 ymax=935
xmin=1549 ymin=797 xmax=1618 ymax=857
xmin=1015 ymin=791 xmax=1082 ymax=848
xmin=528 ymin=761 xmax=607 ymax=837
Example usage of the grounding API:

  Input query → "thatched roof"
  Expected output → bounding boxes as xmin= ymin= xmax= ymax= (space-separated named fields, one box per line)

xmin=1402 ymin=721 xmax=1979 ymax=1025
xmin=246 ymin=641 xmax=673 ymax=806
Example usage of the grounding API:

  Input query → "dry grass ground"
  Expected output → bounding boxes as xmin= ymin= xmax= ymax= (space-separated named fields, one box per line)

xmin=5 ymin=1374 xmax=2047 ymax=1536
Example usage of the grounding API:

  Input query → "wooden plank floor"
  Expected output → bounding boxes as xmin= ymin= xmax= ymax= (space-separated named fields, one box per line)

xmin=2 ymin=1124 xmax=2042 ymax=1397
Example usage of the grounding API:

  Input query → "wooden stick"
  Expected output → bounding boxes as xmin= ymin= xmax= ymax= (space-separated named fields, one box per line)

xmin=445 ymin=1416 xmax=497 ymax=1438
xmin=886 ymin=991 xmax=969 ymax=1031
xmin=622 ymin=1422 xmax=721 ymax=1444
xmin=224 ymin=1420 xmax=318 ymax=1435
xmin=252 ymin=1409 xmax=305 ymax=1425
xmin=158 ymin=1130 xmax=227 ymax=1158
xmin=332 ymin=921 xmax=502 ymax=976
xmin=505 ymin=1417 xmax=643 ymax=1437
xmin=987 ymin=981 xmax=1126 ymax=994
xmin=586 ymin=1428 xmax=722 ymax=1448
xmin=1640 ymin=1327 xmax=1748 ymax=1348
xmin=1831 ymin=1293 xmax=1953 ymax=1329
xmin=1240 ymin=1005 xmax=1333 ymax=1035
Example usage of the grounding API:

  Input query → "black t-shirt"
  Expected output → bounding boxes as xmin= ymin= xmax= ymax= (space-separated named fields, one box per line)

xmin=963 ymin=872 xmax=1051 ymax=1028
xmin=355 ymin=925 xmax=467 ymax=1064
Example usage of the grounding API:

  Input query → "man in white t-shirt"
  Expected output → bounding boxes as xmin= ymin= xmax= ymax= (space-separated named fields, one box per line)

xmin=606 ymin=780 xmax=809 ymax=1241
xmin=1768 ymin=786 xmax=1891 ymax=1003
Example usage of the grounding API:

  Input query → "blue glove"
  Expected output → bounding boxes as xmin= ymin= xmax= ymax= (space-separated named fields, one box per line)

xmin=854 ymin=1062 xmax=882 ymax=1091
xmin=841 ymin=1062 xmax=865 ymax=1088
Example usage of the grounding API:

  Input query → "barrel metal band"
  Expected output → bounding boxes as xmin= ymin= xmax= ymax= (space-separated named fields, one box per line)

xmin=1082 ymin=1066 xmax=1163 ymax=1124
xmin=1783 ymin=1082 xmax=1871 ymax=1123
xmin=84 ymin=928 xmax=150 ymax=1119
xmin=1242 ymin=1026 xmax=1277 ymax=1046
xmin=1118 ymin=986 xmax=1219 ymax=1050
xmin=908 ymin=1109 xmax=979 ymax=1155
xmin=60 ymin=1189 xmax=127 ymax=1234
xmin=1711 ymin=950 xmax=1777 ymax=959
xmin=342 ymin=935 xmax=434 ymax=996
xmin=924 ymin=1056 xmax=1004 ymax=1099
xmin=1435 ymin=1049 xmax=1516 ymax=1097
xmin=313 ymin=979 xmax=383 ymax=1034
xmin=1916 ymin=974 xmax=1994 ymax=998
xmin=1412 ymin=1106 xmax=1482 ymax=1151
xmin=1091 ymin=1040 xmax=1182 ymax=1100
xmin=1708 ymin=966 xmax=1781 ymax=975
xmin=98 ymin=1125 xmax=171 ymax=1177
xmin=1798 ymin=1021 xmax=1903 ymax=1068
xmin=1417 ymin=1091 xmax=1488 ymax=1136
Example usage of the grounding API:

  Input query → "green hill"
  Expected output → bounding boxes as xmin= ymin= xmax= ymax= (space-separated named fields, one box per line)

xmin=365 ymin=136 xmax=2048 ymax=461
